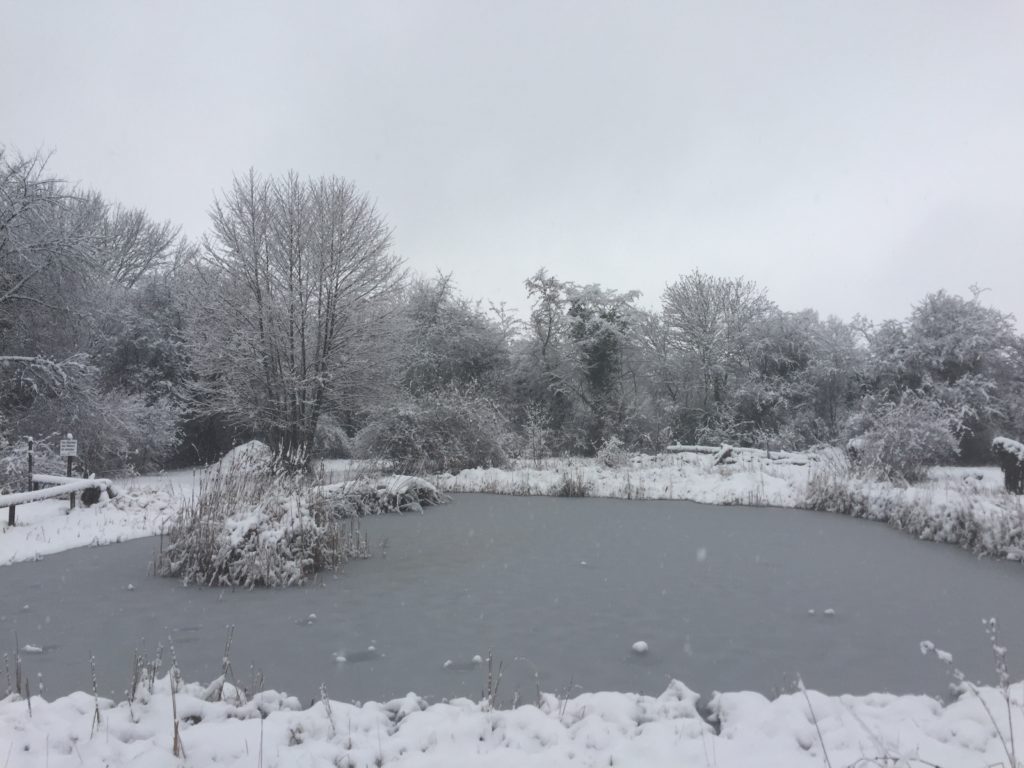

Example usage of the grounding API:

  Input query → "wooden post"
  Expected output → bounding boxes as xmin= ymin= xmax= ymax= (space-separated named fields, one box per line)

xmin=67 ymin=453 xmax=75 ymax=510
xmin=26 ymin=437 xmax=33 ymax=493
xmin=7 ymin=505 xmax=14 ymax=527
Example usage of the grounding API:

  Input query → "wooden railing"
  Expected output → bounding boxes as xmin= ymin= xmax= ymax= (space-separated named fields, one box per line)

xmin=2 ymin=475 xmax=115 ymax=527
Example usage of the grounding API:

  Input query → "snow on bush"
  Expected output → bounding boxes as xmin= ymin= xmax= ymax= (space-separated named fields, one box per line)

xmin=156 ymin=467 xmax=367 ymax=588
xmin=0 ymin=435 xmax=64 ymax=494
xmin=992 ymin=436 xmax=1024 ymax=494
xmin=319 ymin=474 xmax=446 ymax=516
xmin=215 ymin=440 xmax=275 ymax=475
xmin=848 ymin=392 xmax=960 ymax=484
xmin=355 ymin=389 xmax=512 ymax=473
xmin=993 ymin=436 xmax=1024 ymax=462
xmin=596 ymin=435 xmax=628 ymax=467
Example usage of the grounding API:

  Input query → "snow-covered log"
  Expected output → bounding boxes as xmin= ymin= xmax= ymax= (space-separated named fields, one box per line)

xmin=992 ymin=437 xmax=1024 ymax=494
xmin=665 ymin=444 xmax=719 ymax=455
xmin=712 ymin=444 xmax=734 ymax=466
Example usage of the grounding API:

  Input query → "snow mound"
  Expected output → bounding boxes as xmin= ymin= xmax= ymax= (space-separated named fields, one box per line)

xmin=5 ymin=673 xmax=1023 ymax=767
xmin=215 ymin=440 xmax=274 ymax=474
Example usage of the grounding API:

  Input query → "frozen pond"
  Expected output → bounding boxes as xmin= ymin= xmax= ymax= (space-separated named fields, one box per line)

xmin=3 ymin=493 xmax=1023 ymax=705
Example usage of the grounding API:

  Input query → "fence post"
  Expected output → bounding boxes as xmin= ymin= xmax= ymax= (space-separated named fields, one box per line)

xmin=7 ymin=505 xmax=14 ymax=526
xmin=26 ymin=437 xmax=33 ymax=492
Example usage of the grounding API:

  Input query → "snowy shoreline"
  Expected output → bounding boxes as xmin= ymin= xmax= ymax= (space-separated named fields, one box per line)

xmin=1 ymin=449 xmax=1021 ymax=569
xmin=433 ymin=450 xmax=1024 ymax=564
xmin=4 ymin=672 xmax=1024 ymax=767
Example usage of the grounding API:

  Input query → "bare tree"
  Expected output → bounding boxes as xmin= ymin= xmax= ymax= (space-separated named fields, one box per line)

xmin=98 ymin=205 xmax=184 ymax=287
xmin=0 ymin=148 xmax=105 ymax=398
xmin=0 ymin=148 xmax=101 ymax=316
xmin=662 ymin=270 xmax=775 ymax=411
xmin=188 ymin=170 xmax=404 ymax=460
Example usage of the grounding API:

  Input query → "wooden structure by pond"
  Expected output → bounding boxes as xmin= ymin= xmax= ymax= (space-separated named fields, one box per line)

xmin=992 ymin=437 xmax=1024 ymax=494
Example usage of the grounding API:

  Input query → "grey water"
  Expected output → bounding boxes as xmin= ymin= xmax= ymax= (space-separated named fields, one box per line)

xmin=3 ymin=493 xmax=1023 ymax=706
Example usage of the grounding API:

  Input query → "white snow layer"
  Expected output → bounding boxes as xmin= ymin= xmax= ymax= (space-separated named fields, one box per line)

xmin=3 ymin=674 xmax=1024 ymax=767
xmin=0 ymin=487 xmax=175 ymax=565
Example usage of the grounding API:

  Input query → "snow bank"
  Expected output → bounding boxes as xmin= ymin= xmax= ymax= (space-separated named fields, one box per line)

xmin=3 ymin=674 xmax=1023 ymax=767
xmin=0 ymin=486 xmax=175 ymax=566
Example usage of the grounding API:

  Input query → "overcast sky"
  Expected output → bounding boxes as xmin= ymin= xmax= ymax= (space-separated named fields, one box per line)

xmin=3 ymin=0 xmax=1023 ymax=324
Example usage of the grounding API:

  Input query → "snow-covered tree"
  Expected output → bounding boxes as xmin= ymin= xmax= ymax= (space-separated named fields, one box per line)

xmin=188 ymin=171 xmax=404 ymax=463
xmin=661 ymin=270 xmax=775 ymax=440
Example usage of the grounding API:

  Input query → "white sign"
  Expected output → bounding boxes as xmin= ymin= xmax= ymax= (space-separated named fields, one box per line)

xmin=59 ymin=439 xmax=78 ymax=457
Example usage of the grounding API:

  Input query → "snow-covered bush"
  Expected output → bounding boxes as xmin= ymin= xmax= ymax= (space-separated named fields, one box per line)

xmin=992 ymin=436 xmax=1024 ymax=494
xmin=215 ymin=440 xmax=275 ymax=474
xmin=0 ymin=435 xmax=64 ymax=494
xmin=157 ymin=467 xmax=367 ymax=588
xmin=596 ymin=435 xmax=628 ymax=467
xmin=355 ymin=389 xmax=511 ymax=474
xmin=12 ymin=375 xmax=180 ymax=475
xmin=312 ymin=414 xmax=352 ymax=459
xmin=320 ymin=474 xmax=446 ymax=516
xmin=848 ymin=392 xmax=959 ymax=484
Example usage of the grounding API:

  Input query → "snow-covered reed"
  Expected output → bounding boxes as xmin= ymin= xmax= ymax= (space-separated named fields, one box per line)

xmin=156 ymin=468 xmax=368 ymax=588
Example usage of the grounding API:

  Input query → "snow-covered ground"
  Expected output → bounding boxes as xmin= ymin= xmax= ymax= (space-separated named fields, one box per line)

xmin=3 ymin=672 xmax=1024 ymax=768
xmin=0 ymin=486 xmax=177 ymax=566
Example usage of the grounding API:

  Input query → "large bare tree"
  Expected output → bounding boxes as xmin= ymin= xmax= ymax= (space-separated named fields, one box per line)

xmin=189 ymin=170 xmax=404 ymax=460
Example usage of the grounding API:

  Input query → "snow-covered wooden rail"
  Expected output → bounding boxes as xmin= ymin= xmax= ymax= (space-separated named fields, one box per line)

xmin=2 ymin=475 xmax=115 ymax=526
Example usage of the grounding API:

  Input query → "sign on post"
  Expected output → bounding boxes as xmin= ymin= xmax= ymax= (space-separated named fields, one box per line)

xmin=60 ymin=434 xmax=79 ymax=509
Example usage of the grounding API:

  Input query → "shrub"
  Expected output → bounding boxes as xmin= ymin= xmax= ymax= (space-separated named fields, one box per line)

xmin=355 ymin=389 xmax=511 ymax=474
xmin=555 ymin=468 xmax=589 ymax=497
xmin=157 ymin=467 xmax=367 ymax=588
xmin=321 ymin=474 xmax=446 ymax=516
xmin=0 ymin=435 xmax=65 ymax=494
xmin=848 ymin=392 xmax=959 ymax=484
xmin=12 ymin=377 xmax=180 ymax=475
xmin=312 ymin=414 xmax=352 ymax=459
xmin=596 ymin=435 xmax=628 ymax=468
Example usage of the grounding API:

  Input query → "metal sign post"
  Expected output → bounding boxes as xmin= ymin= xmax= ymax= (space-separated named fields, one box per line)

xmin=59 ymin=434 xmax=78 ymax=509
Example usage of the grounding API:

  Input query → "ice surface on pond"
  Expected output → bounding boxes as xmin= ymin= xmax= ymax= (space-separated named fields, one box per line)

xmin=5 ymin=494 xmax=1024 ymax=706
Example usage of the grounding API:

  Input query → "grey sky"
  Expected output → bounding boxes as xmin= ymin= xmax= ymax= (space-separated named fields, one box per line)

xmin=3 ymin=0 xmax=1023 ymax=324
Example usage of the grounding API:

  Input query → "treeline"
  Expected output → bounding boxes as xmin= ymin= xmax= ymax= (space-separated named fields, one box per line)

xmin=2 ymin=151 xmax=1023 ymax=483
